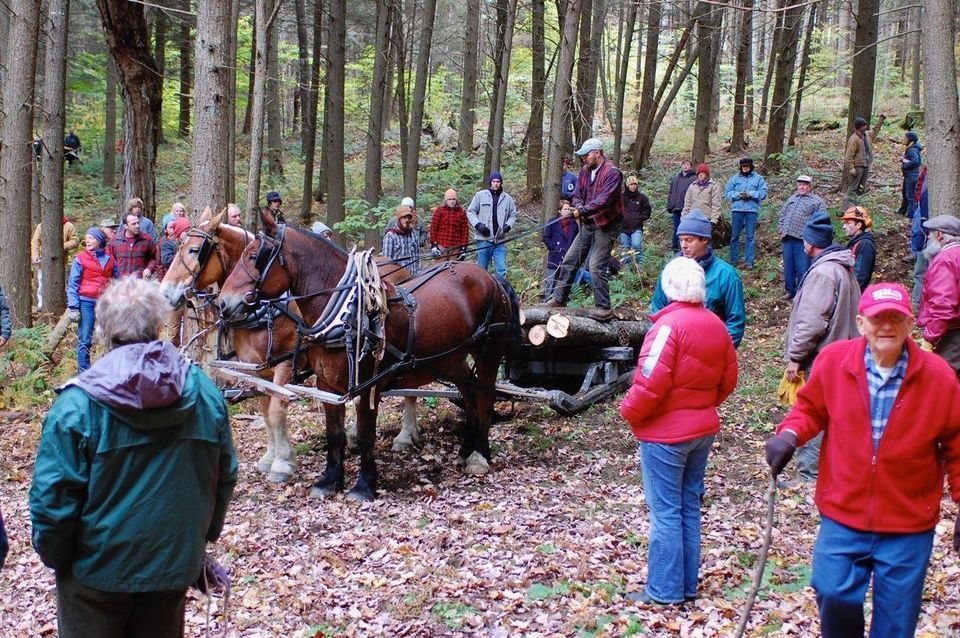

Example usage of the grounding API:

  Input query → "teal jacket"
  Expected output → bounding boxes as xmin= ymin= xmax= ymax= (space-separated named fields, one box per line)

xmin=652 ymin=251 xmax=746 ymax=347
xmin=29 ymin=341 xmax=237 ymax=592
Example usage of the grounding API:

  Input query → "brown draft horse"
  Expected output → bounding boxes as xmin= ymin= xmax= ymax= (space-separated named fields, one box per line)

xmin=161 ymin=209 xmax=306 ymax=482
xmin=218 ymin=209 xmax=520 ymax=501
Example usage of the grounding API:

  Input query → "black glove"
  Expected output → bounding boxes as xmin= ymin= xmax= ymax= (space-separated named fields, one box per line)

xmin=954 ymin=516 xmax=960 ymax=552
xmin=502 ymin=224 xmax=511 ymax=235
xmin=739 ymin=192 xmax=750 ymax=200
xmin=475 ymin=222 xmax=490 ymax=237
xmin=765 ymin=431 xmax=798 ymax=477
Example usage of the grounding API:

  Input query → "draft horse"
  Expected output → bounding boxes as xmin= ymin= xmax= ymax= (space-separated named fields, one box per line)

xmin=161 ymin=208 xmax=307 ymax=482
xmin=218 ymin=209 xmax=520 ymax=501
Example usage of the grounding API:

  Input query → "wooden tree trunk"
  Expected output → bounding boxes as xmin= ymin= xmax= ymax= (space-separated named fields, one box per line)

xmin=921 ymin=0 xmax=960 ymax=217
xmin=0 ymin=0 xmax=41 ymax=328
xmin=546 ymin=314 xmax=648 ymax=346
xmin=910 ymin=6 xmax=921 ymax=109
xmin=293 ymin=0 xmax=310 ymax=139
xmin=639 ymin=32 xmax=702 ymax=166
xmin=484 ymin=0 xmax=510 ymax=178
xmin=730 ymin=0 xmax=752 ymax=153
xmin=40 ymin=0 xmax=71 ymax=319
xmin=457 ymin=0 xmax=481 ymax=153
xmin=403 ymin=0 xmax=438 ymax=197
xmin=325 ymin=0 xmax=347 ymax=236
xmin=632 ymin=0 xmax=661 ymax=167
xmin=488 ymin=0 xmax=516 ymax=174
xmin=392 ymin=0 xmax=409 ymax=192
xmin=190 ymin=0 xmax=231 ymax=217
xmin=572 ymin=0 xmax=594 ymax=144
xmin=543 ymin=0 xmax=583 ymax=224
xmin=788 ymin=7 xmax=817 ymax=147
xmin=242 ymin=10 xmax=256 ymax=135
xmin=300 ymin=0 xmax=323 ymax=221
xmin=226 ymin=0 xmax=240 ymax=203
xmin=612 ymin=0 xmax=638 ymax=165
xmin=525 ymin=0 xmax=546 ymax=198
xmin=763 ymin=0 xmax=803 ymax=172
xmin=363 ymin=0 xmax=393 ymax=247
xmin=846 ymin=0 xmax=880 ymax=136
xmin=692 ymin=1 xmax=722 ymax=163
xmin=178 ymin=0 xmax=191 ymax=137
xmin=266 ymin=10 xmax=283 ymax=180
xmin=709 ymin=9 xmax=724 ymax=133
xmin=97 ymin=0 xmax=163 ymax=221
xmin=153 ymin=8 xmax=166 ymax=144
xmin=836 ymin=0 xmax=852 ymax=87
xmin=103 ymin=57 xmax=117 ymax=188
xmin=758 ymin=0 xmax=783 ymax=125
xmin=245 ymin=0 xmax=270 ymax=227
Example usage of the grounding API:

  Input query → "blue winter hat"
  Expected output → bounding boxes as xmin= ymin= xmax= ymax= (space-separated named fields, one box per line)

xmin=676 ymin=209 xmax=712 ymax=239
xmin=489 ymin=172 xmax=503 ymax=185
xmin=86 ymin=227 xmax=107 ymax=248
xmin=802 ymin=210 xmax=834 ymax=248
xmin=906 ymin=131 xmax=919 ymax=143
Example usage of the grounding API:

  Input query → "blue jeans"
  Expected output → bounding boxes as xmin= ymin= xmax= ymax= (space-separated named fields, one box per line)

xmin=77 ymin=299 xmax=96 ymax=371
xmin=730 ymin=211 xmax=758 ymax=266
xmin=639 ymin=434 xmax=715 ymax=603
xmin=912 ymin=251 xmax=929 ymax=307
xmin=476 ymin=240 xmax=507 ymax=279
xmin=812 ymin=517 xmax=934 ymax=638
xmin=670 ymin=210 xmax=681 ymax=251
xmin=619 ymin=230 xmax=644 ymax=265
xmin=782 ymin=236 xmax=811 ymax=297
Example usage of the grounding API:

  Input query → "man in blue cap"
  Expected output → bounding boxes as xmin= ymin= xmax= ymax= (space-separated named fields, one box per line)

xmin=266 ymin=191 xmax=286 ymax=223
xmin=650 ymin=209 xmax=745 ymax=346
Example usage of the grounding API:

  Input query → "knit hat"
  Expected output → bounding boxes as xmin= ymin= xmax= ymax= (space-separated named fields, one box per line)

xmin=311 ymin=221 xmax=332 ymax=236
xmin=906 ymin=131 xmax=919 ymax=143
xmin=739 ymin=157 xmax=754 ymax=169
xmin=400 ymin=196 xmax=416 ymax=208
xmin=161 ymin=212 xmax=177 ymax=232
xmin=85 ymin=227 xmax=107 ymax=248
xmin=802 ymin=210 xmax=834 ymax=248
xmin=854 ymin=116 xmax=867 ymax=129
xmin=444 ymin=188 xmax=458 ymax=201
xmin=696 ymin=163 xmax=710 ymax=177
xmin=838 ymin=205 xmax=873 ymax=230
xmin=489 ymin=172 xmax=503 ymax=185
xmin=172 ymin=217 xmax=192 ymax=239
xmin=859 ymin=283 xmax=913 ymax=318
xmin=676 ymin=209 xmax=712 ymax=239
xmin=266 ymin=191 xmax=282 ymax=203
xmin=625 ymin=175 xmax=639 ymax=187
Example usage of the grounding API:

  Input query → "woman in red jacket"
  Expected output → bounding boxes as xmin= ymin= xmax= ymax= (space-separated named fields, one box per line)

xmin=620 ymin=256 xmax=738 ymax=604
xmin=67 ymin=228 xmax=119 ymax=370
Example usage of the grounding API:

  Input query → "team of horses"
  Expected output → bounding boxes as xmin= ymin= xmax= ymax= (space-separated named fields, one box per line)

xmin=161 ymin=208 xmax=519 ymax=501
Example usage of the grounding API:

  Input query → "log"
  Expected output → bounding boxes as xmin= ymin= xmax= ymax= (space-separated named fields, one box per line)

xmin=545 ymin=314 xmax=649 ymax=346
xmin=527 ymin=324 xmax=551 ymax=346
xmin=44 ymin=309 xmax=73 ymax=353
xmin=520 ymin=306 xmax=638 ymax=326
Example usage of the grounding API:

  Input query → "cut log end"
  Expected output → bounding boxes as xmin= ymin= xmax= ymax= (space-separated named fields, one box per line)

xmin=528 ymin=324 xmax=549 ymax=346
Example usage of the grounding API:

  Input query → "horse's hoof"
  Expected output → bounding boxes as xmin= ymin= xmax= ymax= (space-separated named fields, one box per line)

xmin=463 ymin=451 xmax=490 ymax=476
xmin=256 ymin=453 xmax=274 ymax=474
xmin=309 ymin=478 xmax=343 ymax=498
xmin=391 ymin=436 xmax=415 ymax=452
xmin=267 ymin=470 xmax=293 ymax=483
xmin=346 ymin=486 xmax=376 ymax=502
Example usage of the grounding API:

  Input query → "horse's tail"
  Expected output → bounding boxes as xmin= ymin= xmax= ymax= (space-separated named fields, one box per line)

xmin=494 ymin=275 xmax=521 ymax=346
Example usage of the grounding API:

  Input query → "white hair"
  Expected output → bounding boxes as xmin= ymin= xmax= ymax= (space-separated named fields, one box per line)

xmin=95 ymin=278 xmax=172 ymax=350
xmin=661 ymin=256 xmax=706 ymax=304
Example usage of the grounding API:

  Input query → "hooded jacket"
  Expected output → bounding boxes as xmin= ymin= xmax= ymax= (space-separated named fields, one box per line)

xmin=621 ymin=189 xmax=652 ymax=234
xmin=785 ymin=246 xmax=860 ymax=368
xmin=902 ymin=142 xmax=922 ymax=177
xmin=621 ymin=301 xmax=738 ymax=443
xmin=29 ymin=341 xmax=237 ymax=592
xmin=918 ymin=242 xmax=960 ymax=344
xmin=724 ymin=171 xmax=768 ymax=214
xmin=846 ymin=231 xmax=876 ymax=290
xmin=682 ymin=179 xmax=725 ymax=223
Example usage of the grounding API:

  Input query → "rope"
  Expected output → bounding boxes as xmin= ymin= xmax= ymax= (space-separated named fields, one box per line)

xmin=733 ymin=476 xmax=778 ymax=638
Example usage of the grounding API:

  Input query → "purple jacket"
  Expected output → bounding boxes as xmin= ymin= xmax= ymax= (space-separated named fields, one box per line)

xmin=542 ymin=218 xmax=578 ymax=269
xmin=572 ymin=159 xmax=624 ymax=227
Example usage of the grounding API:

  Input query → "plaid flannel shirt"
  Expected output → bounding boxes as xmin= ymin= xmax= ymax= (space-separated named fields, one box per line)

xmin=863 ymin=344 xmax=909 ymax=451
xmin=777 ymin=192 xmax=827 ymax=239
xmin=108 ymin=233 xmax=158 ymax=277
xmin=429 ymin=205 xmax=469 ymax=249
xmin=382 ymin=229 xmax=421 ymax=275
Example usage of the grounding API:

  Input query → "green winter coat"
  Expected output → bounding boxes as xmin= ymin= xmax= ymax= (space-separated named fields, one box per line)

xmin=29 ymin=341 xmax=237 ymax=592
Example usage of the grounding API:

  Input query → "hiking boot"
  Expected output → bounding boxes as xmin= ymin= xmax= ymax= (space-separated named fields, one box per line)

xmin=543 ymin=298 xmax=566 ymax=308
xmin=593 ymin=307 xmax=615 ymax=322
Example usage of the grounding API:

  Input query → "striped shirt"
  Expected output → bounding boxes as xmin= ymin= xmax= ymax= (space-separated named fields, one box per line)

xmin=863 ymin=345 xmax=909 ymax=451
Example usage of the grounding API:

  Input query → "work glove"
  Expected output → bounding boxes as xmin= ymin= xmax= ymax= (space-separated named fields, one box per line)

xmin=67 ymin=309 xmax=80 ymax=323
xmin=849 ymin=167 xmax=857 ymax=177
xmin=193 ymin=554 xmax=230 ymax=595
xmin=920 ymin=338 xmax=935 ymax=352
xmin=765 ymin=431 xmax=798 ymax=477
xmin=739 ymin=192 xmax=750 ymax=200
xmin=430 ymin=244 xmax=441 ymax=258
xmin=475 ymin=222 xmax=490 ymax=237
xmin=502 ymin=224 xmax=511 ymax=235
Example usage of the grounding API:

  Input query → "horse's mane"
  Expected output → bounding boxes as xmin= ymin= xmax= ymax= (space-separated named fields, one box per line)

xmin=286 ymin=223 xmax=350 ymax=257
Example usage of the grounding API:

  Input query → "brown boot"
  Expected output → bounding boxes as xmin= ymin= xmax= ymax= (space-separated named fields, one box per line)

xmin=593 ymin=307 xmax=614 ymax=322
xmin=543 ymin=298 xmax=566 ymax=308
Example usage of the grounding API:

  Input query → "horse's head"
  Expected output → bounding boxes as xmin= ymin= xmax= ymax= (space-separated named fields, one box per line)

xmin=219 ymin=208 xmax=292 ymax=320
xmin=160 ymin=207 xmax=230 ymax=308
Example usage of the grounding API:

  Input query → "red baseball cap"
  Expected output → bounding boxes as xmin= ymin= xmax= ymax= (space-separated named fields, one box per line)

xmin=858 ymin=283 xmax=913 ymax=318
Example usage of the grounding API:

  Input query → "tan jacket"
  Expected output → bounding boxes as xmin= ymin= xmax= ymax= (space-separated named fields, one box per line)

xmin=682 ymin=180 xmax=724 ymax=223
xmin=843 ymin=117 xmax=884 ymax=174
xmin=31 ymin=221 xmax=78 ymax=261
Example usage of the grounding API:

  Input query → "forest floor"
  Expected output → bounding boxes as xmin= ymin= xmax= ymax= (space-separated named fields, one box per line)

xmin=3 ymin=122 xmax=960 ymax=637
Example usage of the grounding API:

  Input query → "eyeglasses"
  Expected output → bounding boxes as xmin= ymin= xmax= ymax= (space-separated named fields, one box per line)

xmin=864 ymin=313 xmax=909 ymax=325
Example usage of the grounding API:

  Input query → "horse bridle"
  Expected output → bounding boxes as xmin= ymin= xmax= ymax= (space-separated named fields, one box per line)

xmin=176 ymin=227 xmax=228 ymax=295
xmin=240 ymin=223 xmax=287 ymax=306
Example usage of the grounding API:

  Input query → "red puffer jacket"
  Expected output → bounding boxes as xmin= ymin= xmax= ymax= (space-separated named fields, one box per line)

xmin=917 ymin=242 xmax=960 ymax=343
xmin=778 ymin=337 xmax=960 ymax=533
xmin=620 ymin=301 xmax=738 ymax=443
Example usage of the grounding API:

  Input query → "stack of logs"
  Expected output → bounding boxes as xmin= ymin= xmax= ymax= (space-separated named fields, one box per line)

xmin=519 ymin=307 xmax=650 ymax=347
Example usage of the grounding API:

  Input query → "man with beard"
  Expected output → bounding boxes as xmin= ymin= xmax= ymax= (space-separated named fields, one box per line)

xmin=838 ymin=206 xmax=876 ymax=290
xmin=917 ymin=215 xmax=960 ymax=376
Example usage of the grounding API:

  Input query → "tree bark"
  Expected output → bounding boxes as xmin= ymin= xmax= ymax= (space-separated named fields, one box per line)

xmin=392 ymin=0 xmax=409 ymax=192
xmin=484 ymin=0 xmax=511 ymax=177
xmin=103 ymin=57 xmax=117 ymax=188
xmin=178 ymin=0 xmax=191 ymax=137
xmin=846 ymin=0 xmax=880 ymax=137
xmin=788 ymin=7 xmax=817 ymax=147
xmin=226 ymin=0 xmax=241 ymax=203
xmin=488 ymin=0 xmax=517 ymax=174
xmin=300 ymin=0 xmax=323 ymax=221
xmin=245 ymin=0 xmax=270 ymax=227
xmin=758 ymin=0 xmax=783 ymax=125
xmin=910 ymin=6 xmax=921 ymax=109
xmin=525 ymin=0 xmax=546 ymax=198
xmin=572 ymin=0 xmax=594 ymax=144
xmin=97 ymin=0 xmax=163 ymax=220
xmin=325 ymin=0 xmax=347 ymax=238
xmin=153 ymin=8 xmax=167 ymax=144
xmin=266 ymin=8 xmax=283 ymax=179
xmin=837 ymin=0 xmax=852 ymax=87
xmin=632 ymin=0 xmax=662 ymax=167
xmin=190 ymin=0 xmax=231 ymax=217
xmin=543 ymin=0 xmax=583 ymax=224
xmin=40 ymin=0 xmax=71 ymax=318
xmin=921 ymin=0 xmax=960 ymax=217
xmin=403 ymin=0 xmax=438 ymax=197
xmin=242 ymin=10 xmax=256 ymax=134
xmin=763 ymin=0 xmax=803 ymax=172
xmin=364 ymin=0 xmax=393 ymax=247
xmin=457 ymin=0 xmax=481 ymax=153
xmin=692 ymin=1 xmax=722 ymax=163
xmin=612 ymin=0 xmax=638 ymax=165
xmin=293 ymin=0 xmax=310 ymax=138
xmin=0 ymin=0 xmax=41 ymax=327
xmin=730 ymin=0 xmax=752 ymax=153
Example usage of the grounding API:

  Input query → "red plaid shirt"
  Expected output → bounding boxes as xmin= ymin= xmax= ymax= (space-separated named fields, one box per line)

xmin=108 ymin=233 xmax=158 ymax=277
xmin=429 ymin=205 xmax=469 ymax=249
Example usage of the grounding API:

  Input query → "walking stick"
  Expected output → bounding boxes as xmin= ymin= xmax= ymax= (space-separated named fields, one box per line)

xmin=732 ymin=475 xmax=778 ymax=638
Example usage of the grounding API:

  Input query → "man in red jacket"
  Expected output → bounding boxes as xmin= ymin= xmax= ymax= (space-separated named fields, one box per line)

xmin=766 ymin=282 xmax=960 ymax=638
